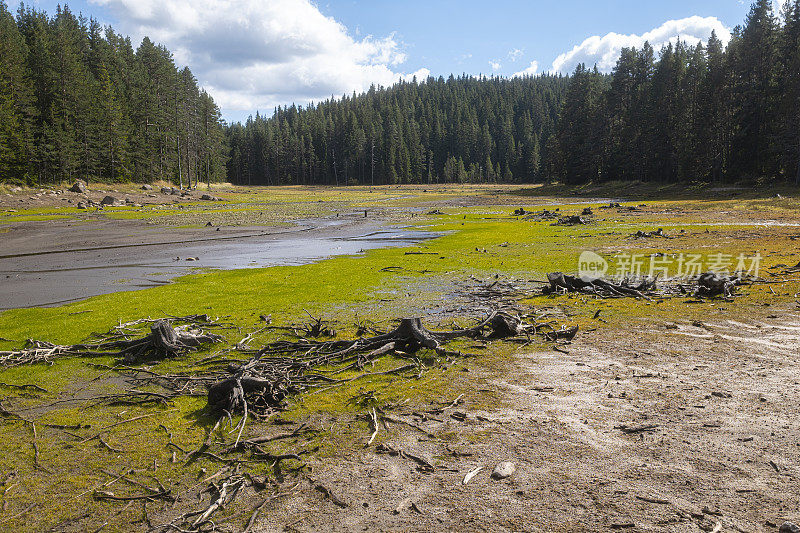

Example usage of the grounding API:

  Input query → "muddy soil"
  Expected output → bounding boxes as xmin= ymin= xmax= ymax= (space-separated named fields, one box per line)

xmin=252 ymin=300 xmax=800 ymax=532
xmin=0 ymin=217 xmax=437 ymax=309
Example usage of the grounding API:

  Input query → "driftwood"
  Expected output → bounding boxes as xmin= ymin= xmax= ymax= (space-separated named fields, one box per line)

xmin=0 ymin=317 xmax=225 ymax=367
xmin=521 ymin=209 xmax=559 ymax=221
xmin=543 ymin=271 xmax=749 ymax=300
xmin=543 ymin=272 xmax=654 ymax=299
xmin=632 ymin=228 xmax=669 ymax=238
xmin=206 ymin=312 xmax=560 ymax=416
xmin=556 ymin=215 xmax=588 ymax=226
xmin=696 ymin=273 xmax=736 ymax=298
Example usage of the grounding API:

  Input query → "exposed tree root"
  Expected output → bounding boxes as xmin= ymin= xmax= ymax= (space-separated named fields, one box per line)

xmin=0 ymin=317 xmax=226 ymax=367
xmin=542 ymin=271 xmax=753 ymax=300
xmin=206 ymin=311 xmax=564 ymax=416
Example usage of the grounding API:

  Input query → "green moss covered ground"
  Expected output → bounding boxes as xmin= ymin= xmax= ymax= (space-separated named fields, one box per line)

xmin=0 ymin=185 xmax=797 ymax=531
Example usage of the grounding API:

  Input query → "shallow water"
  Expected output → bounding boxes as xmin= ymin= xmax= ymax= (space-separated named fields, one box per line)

xmin=0 ymin=221 xmax=438 ymax=309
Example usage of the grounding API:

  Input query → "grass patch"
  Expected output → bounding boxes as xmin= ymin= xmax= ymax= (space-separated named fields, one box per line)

xmin=0 ymin=185 xmax=798 ymax=530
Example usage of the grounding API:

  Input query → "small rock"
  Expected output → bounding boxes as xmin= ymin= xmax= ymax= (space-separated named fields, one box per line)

xmin=780 ymin=522 xmax=800 ymax=533
xmin=491 ymin=461 xmax=516 ymax=480
xmin=141 ymin=184 xmax=152 ymax=190
xmin=160 ymin=187 xmax=172 ymax=195
xmin=185 ymin=257 xmax=199 ymax=261
xmin=69 ymin=180 xmax=87 ymax=193
xmin=200 ymin=194 xmax=217 ymax=201
xmin=170 ymin=188 xmax=180 ymax=195
xmin=77 ymin=202 xmax=87 ymax=209
xmin=100 ymin=195 xmax=119 ymax=206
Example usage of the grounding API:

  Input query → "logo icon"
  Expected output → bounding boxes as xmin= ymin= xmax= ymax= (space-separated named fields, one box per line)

xmin=578 ymin=251 xmax=608 ymax=281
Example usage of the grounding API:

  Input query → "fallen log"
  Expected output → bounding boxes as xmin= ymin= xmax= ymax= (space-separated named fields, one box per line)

xmin=543 ymin=272 xmax=653 ymax=300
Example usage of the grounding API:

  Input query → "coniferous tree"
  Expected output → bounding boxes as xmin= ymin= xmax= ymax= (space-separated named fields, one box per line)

xmin=0 ymin=0 xmax=35 ymax=180
xmin=0 ymin=3 xmax=225 ymax=185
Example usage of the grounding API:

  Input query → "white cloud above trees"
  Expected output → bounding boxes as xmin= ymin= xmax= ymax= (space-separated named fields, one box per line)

xmin=91 ymin=0 xmax=426 ymax=113
xmin=550 ymin=16 xmax=732 ymax=74
xmin=512 ymin=60 xmax=539 ymax=77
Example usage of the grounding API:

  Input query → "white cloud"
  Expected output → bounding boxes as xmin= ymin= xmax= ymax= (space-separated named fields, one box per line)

xmin=489 ymin=60 xmax=502 ymax=71
xmin=401 ymin=68 xmax=431 ymax=82
xmin=512 ymin=60 xmax=539 ymax=78
xmin=551 ymin=16 xmax=732 ymax=74
xmin=507 ymin=48 xmax=523 ymax=62
xmin=90 ymin=0 xmax=426 ymax=114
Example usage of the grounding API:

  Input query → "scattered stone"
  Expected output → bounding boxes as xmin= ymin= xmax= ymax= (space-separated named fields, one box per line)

xmin=512 ymin=207 xmax=528 ymax=216
xmin=100 ymin=195 xmax=119 ymax=206
xmin=200 ymin=194 xmax=218 ymax=201
xmin=780 ymin=522 xmax=800 ymax=533
xmin=68 ymin=180 xmax=87 ymax=193
xmin=185 ymin=257 xmax=199 ymax=261
xmin=171 ymin=188 xmax=181 ymax=195
xmin=581 ymin=207 xmax=593 ymax=216
xmin=141 ymin=184 xmax=153 ymax=190
xmin=490 ymin=461 xmax=516 ymax=480
xmin=77 ymin=202 xmax=87 ymax=209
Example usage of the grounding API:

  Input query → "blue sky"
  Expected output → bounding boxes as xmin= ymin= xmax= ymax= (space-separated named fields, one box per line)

xmin=319 ymin=1 xmax=751 ymax=78
xmin=28 ymin=0 xmax=757 ymax=122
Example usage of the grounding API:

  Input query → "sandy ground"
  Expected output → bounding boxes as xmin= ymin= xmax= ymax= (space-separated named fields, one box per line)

xmin=251 ymin=299 xmax=800 ymax=532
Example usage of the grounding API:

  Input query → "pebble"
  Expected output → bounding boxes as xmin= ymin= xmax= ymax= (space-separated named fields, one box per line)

xmin=491 ymin=461 xmax=516 ymax=480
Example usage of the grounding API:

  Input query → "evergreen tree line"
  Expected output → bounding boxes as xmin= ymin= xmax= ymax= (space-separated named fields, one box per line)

xmin=0 ymin=2 xmax=227 ymax=186
xmin=226 ymin=75 xmax=568 ymax=185
xmin=551 ymin=0 xmax=800 ymax=185
xmin=227 ymin=0 xmax=800 ymax=187
xmin=3 ymin=0 xmax=799 ymax=187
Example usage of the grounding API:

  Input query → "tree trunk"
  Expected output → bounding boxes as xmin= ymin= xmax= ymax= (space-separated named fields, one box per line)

xmin=796 ymin=136 xmax=800 ymax=186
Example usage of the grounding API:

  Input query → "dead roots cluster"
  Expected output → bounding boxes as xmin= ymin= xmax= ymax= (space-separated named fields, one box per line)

xmin=205 ymin=311 xmax=577 ymax=418
xmin=0 ymin=315 xmax=225 ymax=367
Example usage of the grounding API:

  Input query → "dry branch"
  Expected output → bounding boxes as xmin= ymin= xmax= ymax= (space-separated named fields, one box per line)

xmin=205 ymin=311 xmax=555 ymax=416
xmin=0 ymin=317 xmax=226 ymax=367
